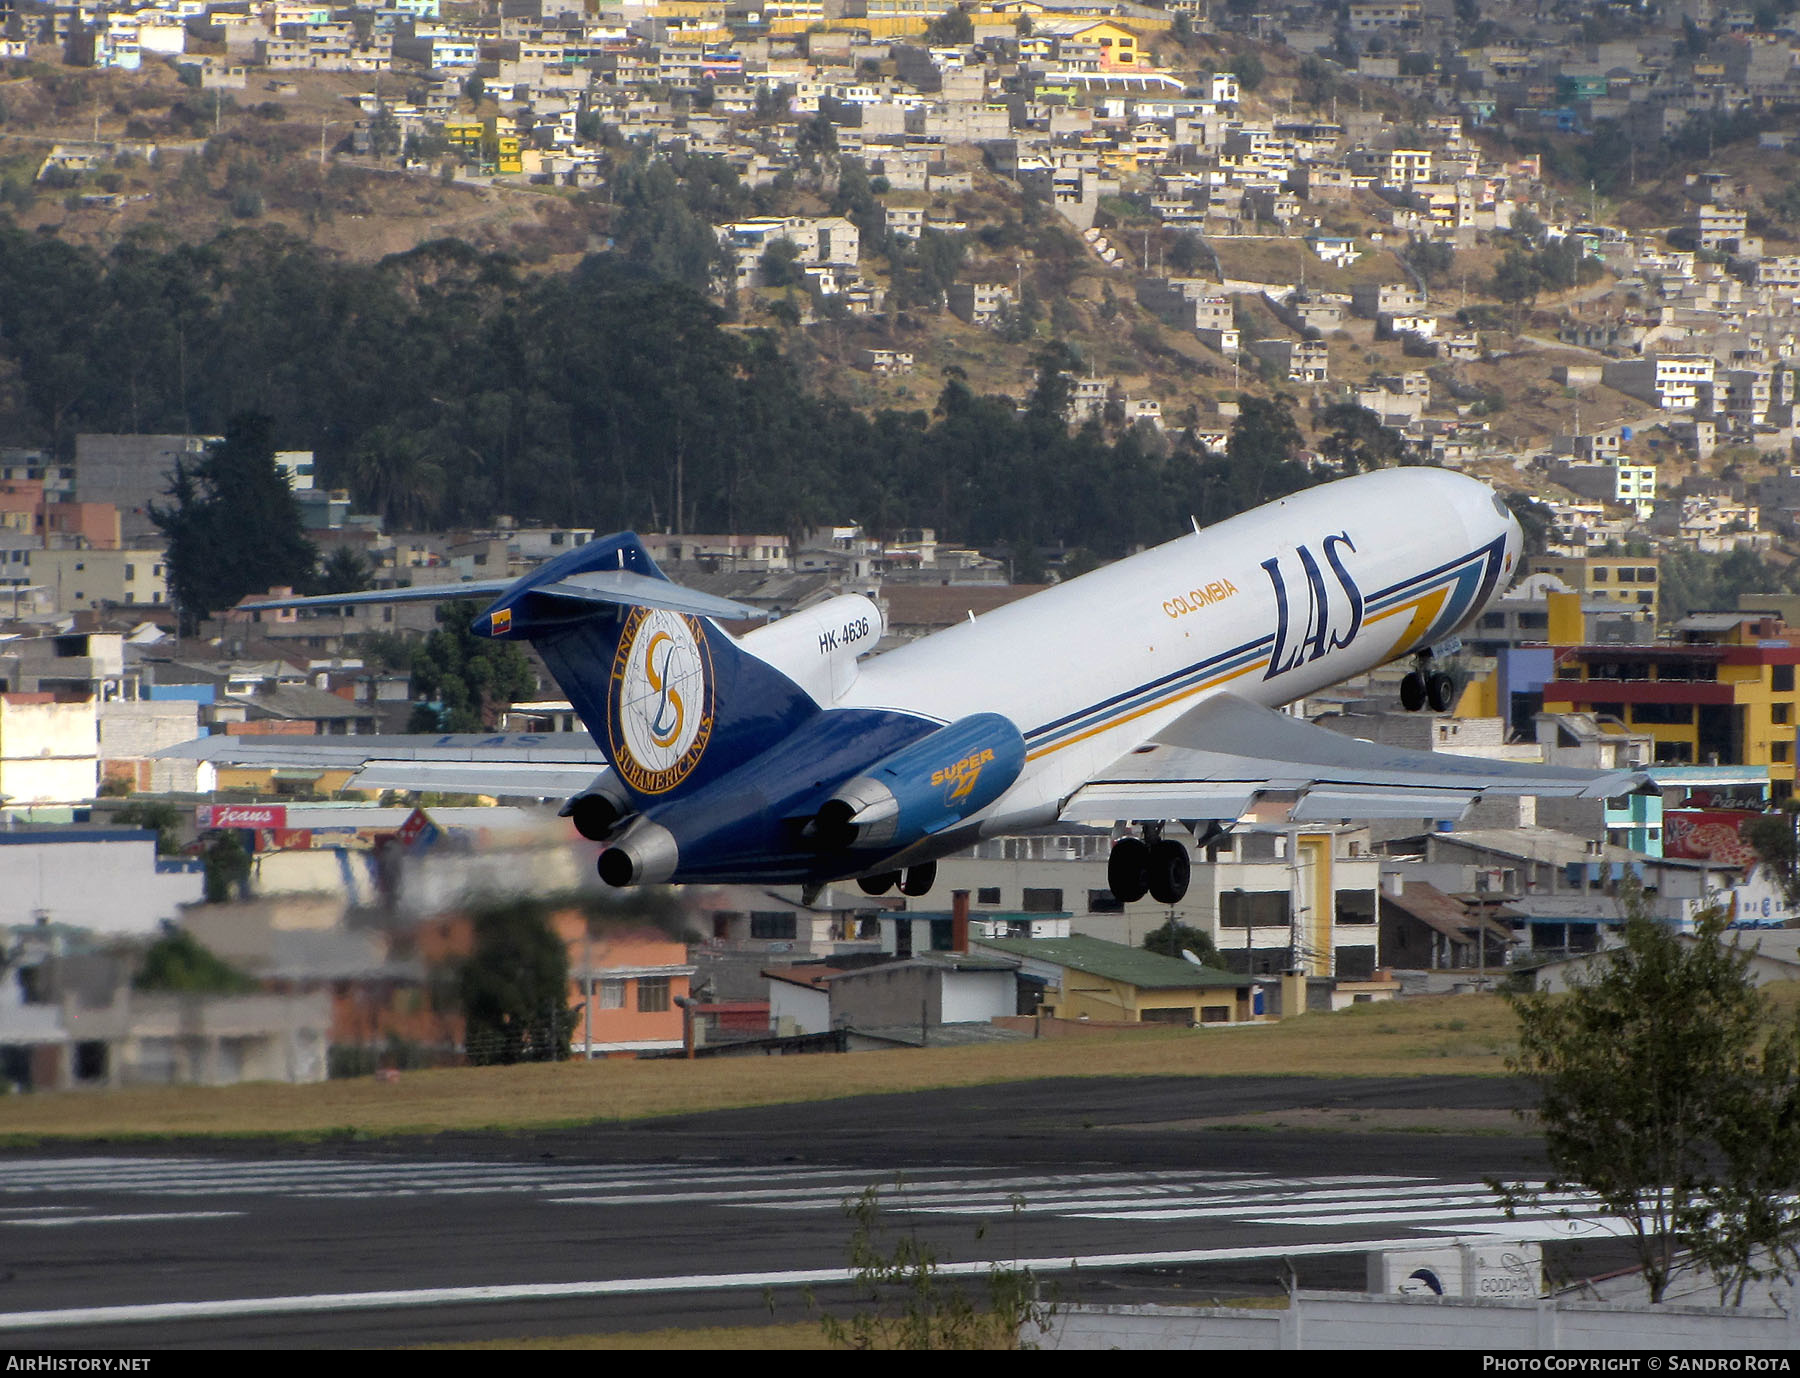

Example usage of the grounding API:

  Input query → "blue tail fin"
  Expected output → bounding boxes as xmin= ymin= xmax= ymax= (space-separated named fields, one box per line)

xmin=477 ymin=533 xmax=818 ymax=806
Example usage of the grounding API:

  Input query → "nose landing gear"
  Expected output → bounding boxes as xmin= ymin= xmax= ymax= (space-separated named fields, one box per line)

xmin=1400 ymin=658 xmax=1456 ymax=713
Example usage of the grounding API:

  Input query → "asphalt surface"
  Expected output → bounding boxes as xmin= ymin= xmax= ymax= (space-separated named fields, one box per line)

xmin=0 ymin=1076 xmax=1631 ymax=1349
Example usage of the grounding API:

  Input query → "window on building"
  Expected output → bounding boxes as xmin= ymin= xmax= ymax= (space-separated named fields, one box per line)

xmin=1638 ymin=567 xmax=1657 ymax=582
xmin=1776 ymin=665 xmax=1796 ymax=693
xmin=1335 ymin=891 xmax=1377 ymax=925
xmin=1219 ymin=890 xmax=1291 ymax=928
xmin=1088 ymin=888 xmax=1124 ymax=914
xmin=1022 ymin=888 xmax=1063 ymax=912
xmin=977 ymin=887 xmax=1001 ymax=905
xmin=1617 ymin=567 xmax=1636 ymax=583
xmin=1775 ymin=742 xmax=1792 ymax=764
xmin=637 ymin=977 xmax=671 ymax=1013
xmin=1592 ymin=567 xmax=1608 ymax=582
xmin=599 ymin=979 xmax=625 ymax=1009
xmin=1774 ymin=704 xmax=1791 ymax=726
xmin=749 ymin=912 xmax=796 ymax=940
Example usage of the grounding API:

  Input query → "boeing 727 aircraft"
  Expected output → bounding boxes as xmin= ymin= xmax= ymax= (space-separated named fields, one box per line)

xmin=177 ymin=468 xmax=1642 ymax=906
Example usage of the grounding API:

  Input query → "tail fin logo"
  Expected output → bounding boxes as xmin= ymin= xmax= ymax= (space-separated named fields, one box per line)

xmin=608 ymin=607 xmax=714 ymax=795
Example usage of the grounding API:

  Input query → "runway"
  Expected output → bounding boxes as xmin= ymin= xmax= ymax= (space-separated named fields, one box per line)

xmin=0 ymin=1076 xmax=1622 ymax=1347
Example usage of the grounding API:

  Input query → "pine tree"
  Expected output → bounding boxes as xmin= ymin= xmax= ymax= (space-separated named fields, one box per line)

xmin=152 ymin=412 xmax=316 ymax=633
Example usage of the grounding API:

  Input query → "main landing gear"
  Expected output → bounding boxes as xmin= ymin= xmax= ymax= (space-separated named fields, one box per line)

xmin=1399 ymin=655 xmax=1455 ymax=713
xmin=1108 ymin=824 xmax=1191 ymax=905
xmin=858 ymin=861 xmax=937 ymax=897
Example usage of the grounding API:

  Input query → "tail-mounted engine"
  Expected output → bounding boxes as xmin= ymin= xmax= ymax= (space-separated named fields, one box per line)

xmin=809 ymin=713 xmax=1026 ymax=853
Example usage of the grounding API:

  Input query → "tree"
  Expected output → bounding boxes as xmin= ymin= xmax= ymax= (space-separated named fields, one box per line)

xmin=407 ymin=600 xmax=536 ymax=732
xmin=1744 ymin=804 xmax=1800 ymax=908
xmin=923 ymin=5 xmax=974 ymax=44
xmin=202 ymin=831 xmax=252 ymax=903
xmin=111 ymin=800 xmax=184 ymax=855
xmin=459 ymin=897 xmax=576 ymax=1065
xmin=1317 ymin=402 xmax=1412 ymax=475
xmin=1402 ymin=234 xmax=1455 ymax=287
xmin=135 ymin=927 xmax=258 ymax=993
xmin=1499 ymin=884 xmax=1800 ymax=1303
xmin=367 ymin=104 xmax=401 ymax=159
xmin=758 ymin=235 xmax=804 ymax=288
xmin=1142 ymin=920 xmax=1218 ymax=965
xmin=151 ymin=413 xmax=316 ymax=633
xmin=313 ymin=546 xmax=374 ymax=596
xmin=1225 ymin=393 xmax=1302 ymax=471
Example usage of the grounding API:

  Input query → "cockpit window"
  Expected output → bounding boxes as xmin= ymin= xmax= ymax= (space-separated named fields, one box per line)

xmin=1492 ymin=493 xmax=1513 ymax=520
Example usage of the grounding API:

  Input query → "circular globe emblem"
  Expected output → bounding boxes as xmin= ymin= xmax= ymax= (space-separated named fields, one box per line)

xmin=607 ymin=607 xmax=714 ymax=795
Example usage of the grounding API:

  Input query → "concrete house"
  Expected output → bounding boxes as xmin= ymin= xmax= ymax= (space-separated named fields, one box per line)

xmin=972 ymin=934 xmax=1254 ymax=1025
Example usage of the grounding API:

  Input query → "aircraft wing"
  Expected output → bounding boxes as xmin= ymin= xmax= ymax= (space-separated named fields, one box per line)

xmin=1058 ymin=692 xmax=1647 ymax=825
xmin=159 ymin=733 xmax=608 ymax=797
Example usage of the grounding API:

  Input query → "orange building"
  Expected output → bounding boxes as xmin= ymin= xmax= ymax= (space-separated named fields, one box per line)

xmin=554 ymin=913 xmax=694 ymax=1057
xmin=303 ymin=908 xmax=693 ymax=1067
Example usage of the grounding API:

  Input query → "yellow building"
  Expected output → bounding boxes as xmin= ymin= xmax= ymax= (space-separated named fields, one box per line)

xmin=32 ymin=548 xmax=168 ymax=611
xmin=976 ymin=935 xmax=1255 ymax=1023
xmin=443 ymin=117 xmax=522 ymax=175
xmin=1533 ymin=553 xmax=1660 ymax=622
xmin=1543 ymin=612 xmax=1800 ymax=788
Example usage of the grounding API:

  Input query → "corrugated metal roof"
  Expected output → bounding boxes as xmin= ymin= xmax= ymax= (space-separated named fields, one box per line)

xmin=973 ymin=935 xmax=1241 ymax=989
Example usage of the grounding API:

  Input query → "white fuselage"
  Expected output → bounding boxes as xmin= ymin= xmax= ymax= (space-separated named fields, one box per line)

xmin=824 ymin=468 xmax=1522 ymax=838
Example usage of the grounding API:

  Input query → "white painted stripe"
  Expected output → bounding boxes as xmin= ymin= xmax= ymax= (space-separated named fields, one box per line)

xmin=1260 ymin=1204 xmax=1602 ymax=1228
xmin=1 ymin=1212 xmax=243 ymax=1228
xmin=724 ymin=1178 xmax=1519 ymax=1215
xmin=1 ymin=1163 xmax=957 ymax=1195
xmin=1069 ymin=1193 xmax=1591 ymax=1223
xmin=0 ymin=1230 xmax=1617 ymax=1332
xmin=546 ymin=1170 xmax=1204 ymax=1208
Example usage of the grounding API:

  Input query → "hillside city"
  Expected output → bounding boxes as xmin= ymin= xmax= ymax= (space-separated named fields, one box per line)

xmin=6 ymin=0 xmax=1800 ymax=1093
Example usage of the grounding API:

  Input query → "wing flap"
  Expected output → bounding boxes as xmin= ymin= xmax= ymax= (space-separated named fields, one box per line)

xmin=1060 ymin=692 xmax=1647 ymax=825
xmin=1058 ymin=782 xmax=1260 ymax=822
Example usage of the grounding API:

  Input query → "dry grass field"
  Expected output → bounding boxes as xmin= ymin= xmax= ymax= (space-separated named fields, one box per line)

xmin=0 ymin=993 xmax=1523 ymax=1141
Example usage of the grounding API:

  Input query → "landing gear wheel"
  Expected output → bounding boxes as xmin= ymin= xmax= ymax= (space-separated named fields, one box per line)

xmin=1108 ymin=836 xmax=1150 ymax=904
xmin=858 ymin=872 xmax=899 ymax=896
xmin=1400 ymin=670 xmax=1427 ymax=712
xmin=899 ymin=862 xmax=937 ymax=897
xmin=1147 ymin=838 xmax=1191 ymax=905
xmin=1426 ymin=671 xmax=1455 ymax=713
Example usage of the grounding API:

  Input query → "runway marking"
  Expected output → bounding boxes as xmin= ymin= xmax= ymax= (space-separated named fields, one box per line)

xmin=0 ymin=1156 xmax=1607 ymax=1240
xmin=0 ymin=1225 xmax=1633 ymax=1333
xmin=0 ymin=1212 xmax=244 ymax=1228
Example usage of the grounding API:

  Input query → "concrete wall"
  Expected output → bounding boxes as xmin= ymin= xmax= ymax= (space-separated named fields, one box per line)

xmin=1043 ymin=1291 xmax=1800 ymax=1349
xmin=0 ymin=695 xmax=98 ymax=806
xmin=0 ymin=835 xmax=204 ymax=933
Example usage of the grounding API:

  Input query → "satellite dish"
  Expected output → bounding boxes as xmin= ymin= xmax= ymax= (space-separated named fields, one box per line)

xmin=1181 ymin=948 xmax=1207 ymax=967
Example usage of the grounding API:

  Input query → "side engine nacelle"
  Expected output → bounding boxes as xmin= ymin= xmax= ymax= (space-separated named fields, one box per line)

xmin=810 ymin=713 xmax=1026 ymax=853
xmin=560 ymin=769 xmax=634 ymax=842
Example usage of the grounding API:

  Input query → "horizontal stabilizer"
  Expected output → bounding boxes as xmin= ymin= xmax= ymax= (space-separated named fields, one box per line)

xmin=1060 ymin=692 xmax=1647 ymax=825
xmin=235 ymin=568 xmax=760 ymax=621
xmin=159 ymin=732 xmax=606 ymax=798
